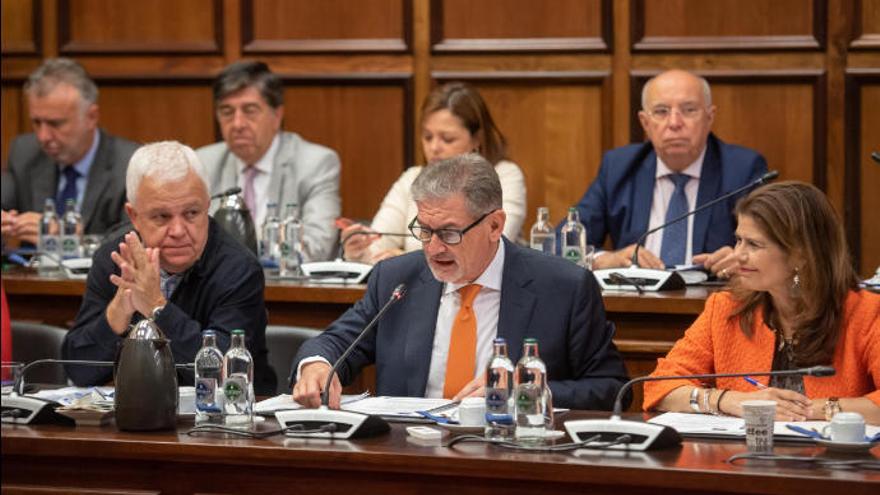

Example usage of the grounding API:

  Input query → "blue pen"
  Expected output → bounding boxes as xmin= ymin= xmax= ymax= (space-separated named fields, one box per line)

xmin=743 ymin=376 xmax=767 ymax=389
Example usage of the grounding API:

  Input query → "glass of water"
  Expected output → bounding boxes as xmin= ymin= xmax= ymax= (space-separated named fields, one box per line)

xmin=1 ymin=361 xmax=24 ymax=395
xmin=81 ymin=235 xmax=103 ymax=258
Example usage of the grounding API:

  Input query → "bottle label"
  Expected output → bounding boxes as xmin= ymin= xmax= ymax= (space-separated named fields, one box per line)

xmin=195 ymin=377 xmax=221 ymax=412
xmin=563 ymin=246 xmax=583 ymax=264
xmin=61 ymin=236 xmax=79 ymax=258
xmin=486 ymin=389 xmax=509 ymax=413
xmin=223 ymin=375 xmax=246 ymax=403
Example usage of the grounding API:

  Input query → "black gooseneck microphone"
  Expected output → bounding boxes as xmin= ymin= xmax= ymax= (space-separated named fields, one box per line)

xmin=320 ymin=283 xmax=407 ymax=406
xmin=594 ymin=170 xmax=779 ymax=292
xmin=630 ymin=170 xmax=780 ymax=267
xmin=563 ymin=365 xmax=835 ymax=451
xmin=336 ymin=229 xmax=411 ymax=262
xmin=275 ymin=283 xmax=407 ymax=439
xmin=210 ymin=186 xmax=242 ymax=200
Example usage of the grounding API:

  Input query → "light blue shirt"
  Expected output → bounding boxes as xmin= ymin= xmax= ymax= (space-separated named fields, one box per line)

xmin=56 ymin=130 xmax=100 ymax=208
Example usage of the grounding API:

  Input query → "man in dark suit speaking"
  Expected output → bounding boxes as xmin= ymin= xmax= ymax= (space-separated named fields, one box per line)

xmin=1 ymin=58 xmax=137 ymax=245
xmin=567 ymin=70 xmax=767 ymax=278
xmin=293 ymin=154 xmax=629 ymax=411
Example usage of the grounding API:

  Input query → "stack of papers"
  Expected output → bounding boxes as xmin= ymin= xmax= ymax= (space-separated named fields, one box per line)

xmin=255 ymin=393 xmax=454 ymax=421
xmin=648 ymin=412 xmax=880 ymax=441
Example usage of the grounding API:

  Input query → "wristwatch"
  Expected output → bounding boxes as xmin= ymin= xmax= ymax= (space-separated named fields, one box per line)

xmin=824 ymin=397 xmax=840 ymax=421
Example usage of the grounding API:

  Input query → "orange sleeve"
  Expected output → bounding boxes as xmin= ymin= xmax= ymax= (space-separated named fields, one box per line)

xmin=860 ymin=293 xmax=880 ymax=406
xmin=642 ymin=292 xmax=730 ymax=411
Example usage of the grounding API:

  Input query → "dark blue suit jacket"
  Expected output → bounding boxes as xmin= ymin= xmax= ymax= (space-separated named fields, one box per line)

xmin=565 ymin=133 xmax=767 ymax=255
xmin=293 ymin=239 xmax=630 ymax=410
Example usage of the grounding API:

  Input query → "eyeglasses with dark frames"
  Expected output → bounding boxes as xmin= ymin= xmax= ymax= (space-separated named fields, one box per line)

xmin=408 ymin=211 xmax=493 ymax=245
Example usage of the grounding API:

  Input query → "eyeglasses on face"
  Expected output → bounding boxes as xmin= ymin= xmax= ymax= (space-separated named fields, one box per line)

xmin=408 ymin=211 xmax=493 ymax=245
xmin=645 ymin=104 xmax=705 ymax=123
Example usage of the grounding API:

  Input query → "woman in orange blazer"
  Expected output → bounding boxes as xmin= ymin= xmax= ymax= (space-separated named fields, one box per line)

xmin=643 ymin=181 xmax=880 ymax=424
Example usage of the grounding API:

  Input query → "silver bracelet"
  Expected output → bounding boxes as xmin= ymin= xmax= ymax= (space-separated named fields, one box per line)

xmin=689 ymin=387 xmax=701 ymax=413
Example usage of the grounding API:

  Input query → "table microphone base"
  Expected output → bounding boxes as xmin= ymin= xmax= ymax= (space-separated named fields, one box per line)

xmin=564 ymin=418 xmax=681 ymax=451
xmin=275 ymin=407 xmax=390 ymax=439
xmin=1 ymin=395 xmax=74 ymax=426
xmin=301 ymin=261 xmax=372 ymax=284
xmin=593 ymin=267 xmax=686 ymax=292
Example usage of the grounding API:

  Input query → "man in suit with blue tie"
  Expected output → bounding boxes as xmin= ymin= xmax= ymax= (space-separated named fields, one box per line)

xmin=1 ymin=58 xmax=138 ymax=245
xmin=569 ymin=70 xmax=767 ymax=278
xmin=292 ymin=153 xmax=629 ymax=411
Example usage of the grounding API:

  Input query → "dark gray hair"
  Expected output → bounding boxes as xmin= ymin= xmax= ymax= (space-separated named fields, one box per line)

xmin=411 ymin=153 xmax=502 ymax=217
xmin=213 ymin=60 xmax=283 ymax=108
xmin=24 ymin=58 xmax=98 ymax=109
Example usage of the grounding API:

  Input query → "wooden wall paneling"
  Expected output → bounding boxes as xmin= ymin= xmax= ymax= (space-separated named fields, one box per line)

xmin=58 ymin=0 xmax=223 ymax=54
xmin=630 ymin=72 xmax=826 ymax=189
xmin=431 ymin=0 xmax=611 ymax=52
xmin=844 ymin=71 xmax=880 ymax=277
xmin=1 ymin=85 xmax=24 ymax=168
xmin=433 ymin=72 xmax=612 ymax=235
xmin=241 ymin=0 xmax=409 ymax=53
xmin=851 ymin=0 xmax=880 ymax=48
xmin=96 ymin=82 xmax=217 ymax=150
xmin=280 ymin=77 xmax=412 ymax=221
xmin=1 ymin=0 xmax=41 ymax=56
xmin=631 ymin=0 xmax=826 ymax=51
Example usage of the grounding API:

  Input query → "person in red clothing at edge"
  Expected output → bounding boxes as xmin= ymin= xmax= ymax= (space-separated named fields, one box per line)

xmin=643 ymin=181 xmax=880 ymax=425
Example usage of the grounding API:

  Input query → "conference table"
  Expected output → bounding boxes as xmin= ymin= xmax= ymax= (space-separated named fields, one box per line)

xmin=2 ymin=270 xmax=711 ymax=411
xmin=1 ymin=411 xmax=877 ymax=494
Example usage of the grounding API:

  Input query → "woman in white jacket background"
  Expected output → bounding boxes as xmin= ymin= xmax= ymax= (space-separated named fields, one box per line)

xmin=340 ymin=82 xmax=527 ymax=264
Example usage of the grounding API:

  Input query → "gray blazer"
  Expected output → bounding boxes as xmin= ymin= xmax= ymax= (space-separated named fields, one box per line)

xmin=197 ymin=131 xmax=341 ymax=262
xmin=1 ymin=129 xmax=138 ymax=236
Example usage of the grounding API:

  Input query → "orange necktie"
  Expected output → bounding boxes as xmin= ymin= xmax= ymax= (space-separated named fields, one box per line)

xmin=443 ymin=283 xmax=482 ymax=398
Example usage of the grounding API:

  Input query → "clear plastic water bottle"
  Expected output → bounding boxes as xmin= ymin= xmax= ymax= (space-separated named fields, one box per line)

xmin=194 ymin=330 xmax=224 ymax=426
xmin=485 ymin=337 xmax=515 ymax=440
xmin=514 ymin=338 xmax=548 ymax=444
xmin=280 ymin=202 xmax=304 ymax=277
xmin=260 ymin=202 xmax=282 ymax=269
xmin=38 ymin=198 xmax=61 ymax=273
xmin=560 ymin=207 xmax=587 ymax=267
xmin=529 ymin=206 xmax=555 ymax=255
xmin=60 ymin=199 xmax=82 ymax=259
xmin=222 ymin=329 xmax=254 ymax=429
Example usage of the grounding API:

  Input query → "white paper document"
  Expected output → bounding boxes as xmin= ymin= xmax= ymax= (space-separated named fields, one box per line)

xmin=648 ymin=412 xmax=880 ymax=439
xmin=255 ymin=393 xmax=453 ymax=419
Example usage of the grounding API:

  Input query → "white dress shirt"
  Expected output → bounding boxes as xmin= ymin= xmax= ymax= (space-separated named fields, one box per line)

xmin=236 ymin=133 xmax=280 ymax=229
xmin=644 ymin=148 xmax=706 ymax=264
xmin=424 ymin=240 xmax=505 ymax=398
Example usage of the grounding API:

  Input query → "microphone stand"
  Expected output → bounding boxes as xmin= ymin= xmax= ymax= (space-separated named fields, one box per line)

xmin=593 ymin=170 xmax=779 ymax=292
xmin=563 ymin=365 xmax=835 ymax=451
xmin=275 ymin=284 xmax=407 ymax=439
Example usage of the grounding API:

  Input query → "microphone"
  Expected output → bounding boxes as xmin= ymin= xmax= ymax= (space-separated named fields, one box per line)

xmin=594 ymin=170 xmax=779 ymax=292
xmin=301 ymin=230 xmax=410 ymax=284
xmin=563 ymin=365 xmax=835 ymax=451
xmin=210 ymin=186 xmax=242 ymax=200
xmin=276 ymin=283 xmax=407 ymax=439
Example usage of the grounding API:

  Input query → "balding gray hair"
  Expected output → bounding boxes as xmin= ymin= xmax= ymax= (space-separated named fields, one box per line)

xmin=641 ymin=71 xmax=712 ymax=110
xmin=25 ymin=58 xmax=98 ymax=110
xmin=411 ymin=153 xmax=502 ymax=218
xmin=126 ymin=141 xmax=209 ymax=205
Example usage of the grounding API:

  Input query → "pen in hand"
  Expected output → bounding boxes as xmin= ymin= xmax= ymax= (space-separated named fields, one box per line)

xmin=743 ymin=376 xmax=767 ymax=389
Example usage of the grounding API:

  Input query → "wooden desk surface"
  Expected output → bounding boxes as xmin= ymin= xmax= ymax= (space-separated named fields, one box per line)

xmin=2 ymin=412 xmax=877 ymax=494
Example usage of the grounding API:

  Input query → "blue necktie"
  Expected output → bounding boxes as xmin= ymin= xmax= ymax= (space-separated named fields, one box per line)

xmin=660 ymin=173 xmax=691 ymax=267
xmin=57 ymin=166 xmax=80 ymax=215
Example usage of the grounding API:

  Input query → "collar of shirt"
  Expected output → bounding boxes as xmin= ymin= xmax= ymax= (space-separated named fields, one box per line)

xmin=442 ymin=239 xmax=506 ymax=296
xmin=237 ymin=133 xmax=280 ymax=227
xmin=57 ymin=129 xmax=100 ymax=204
xmin=654 ymin=145 xmax=706 ymax=181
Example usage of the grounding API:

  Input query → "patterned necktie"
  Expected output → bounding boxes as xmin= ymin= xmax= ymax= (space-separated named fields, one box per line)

xmin=443 ymin=284 xmax=482 ymax=399
xmin=57 ymin=166 xmax=80 ymax=215
xmin=660 ymin=173 xmax=691 ymax=267
xmin=243 ymin=166 xmax=259 ymax=220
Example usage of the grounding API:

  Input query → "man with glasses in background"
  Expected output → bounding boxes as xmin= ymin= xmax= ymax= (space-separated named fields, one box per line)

xmin=291 ymin=154 xmax=629 ymax=410
xmin=566 ymin=70 xmax=767 ymax=278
